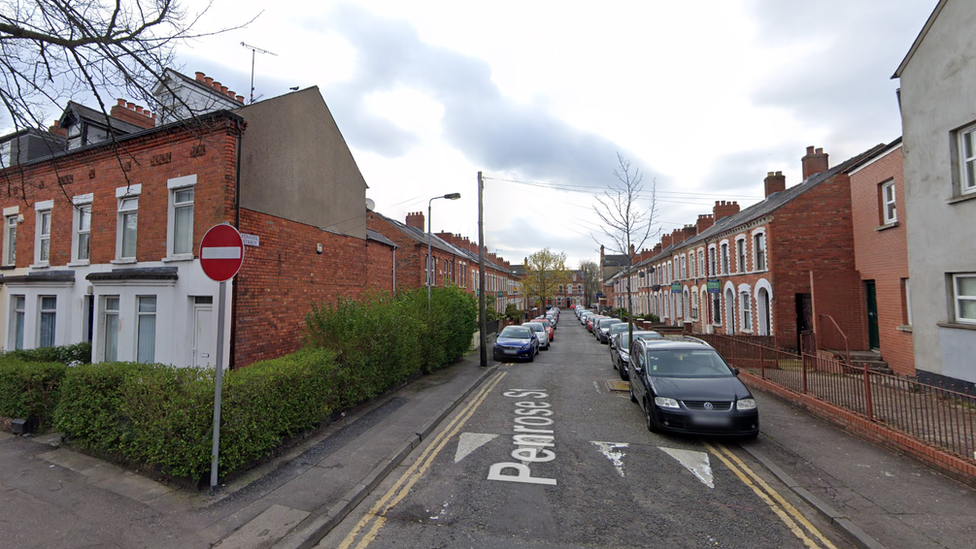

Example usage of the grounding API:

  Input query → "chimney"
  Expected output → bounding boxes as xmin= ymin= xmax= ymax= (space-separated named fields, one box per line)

xmin=405 ymin=211 xmax=425 ymax=230
xmin=661 ymin=233 xmax=674 ymax=249
xmin=682 ymin=224 xmax=698 ymax=240
xmin=801 ymin=146 xmax=829 ymax=180
xmin=713 ymin=200 xmax=740 ymax=222
xmin=696 ymin=214 xmax=714 ymax=233
xmin=110 ymin=98 xmax=156 ymax=129
xmin=671 ymin=228 xmax=686 ymax=245
xmin=653 ymin=243 xmax=662 ymax=255
xmin=764 ymin=171 xmax=786 ymax=197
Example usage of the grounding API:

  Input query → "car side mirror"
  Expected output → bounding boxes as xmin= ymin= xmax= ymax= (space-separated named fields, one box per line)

xmin=732 ymin=367 xmax=740 ymax=376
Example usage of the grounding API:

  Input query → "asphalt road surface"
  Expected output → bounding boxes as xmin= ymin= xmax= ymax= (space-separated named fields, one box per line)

xmin=320 ymin=314 xmax=853 ymax=549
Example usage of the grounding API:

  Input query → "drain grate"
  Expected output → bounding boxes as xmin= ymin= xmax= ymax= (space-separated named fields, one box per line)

xmin=605 ymin=380 xmax=630 ymax=393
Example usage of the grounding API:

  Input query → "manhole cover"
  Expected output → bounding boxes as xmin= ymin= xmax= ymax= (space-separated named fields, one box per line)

xmin=606 ymin=380 xmax=630 ymax=393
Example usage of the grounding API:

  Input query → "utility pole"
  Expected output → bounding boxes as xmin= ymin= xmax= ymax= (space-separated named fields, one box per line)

xmin=241 ymin=42 xmax=278 ymax=104
xmin=478 ymin=171 xmax=488 ymax=367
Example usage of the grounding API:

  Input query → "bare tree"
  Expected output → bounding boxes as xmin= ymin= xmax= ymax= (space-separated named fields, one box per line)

xmin=0 ymin=1 xmax=254 ymax=133
xmin=593 ymin=153 xmax=658 ymax=333
xmin=578 ymin=259 xmax=600 ymax=308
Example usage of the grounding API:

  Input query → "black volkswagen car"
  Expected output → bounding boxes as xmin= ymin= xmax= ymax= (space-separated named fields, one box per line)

xmin=628 ymin=338 xmax=759 ymax=438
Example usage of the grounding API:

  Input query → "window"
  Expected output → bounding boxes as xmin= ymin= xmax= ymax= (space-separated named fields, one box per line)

xmin=9 ymin=295 xmax=25 ymax=350
xmin=680 ymin=255 xmax=687 ymax=279
xmin=953 ymin=274 xmax=976 ymax=324
xmin=736 ymin=238 xmax=746 ymax=273
xmin=4 ymin=213 xmax=17 ymax=266
xmin=137 ymin=296 xmax=157 ymax=363
xmin=698 ymin=250 xmax=705 ymax=278
xmin=720 ymin=243 xmax=730 ymax=274
xmin=741 ymin=290 xmax=752 ymax=331
xmin=35 ymin=206 xmax=52 ymax=264
xmin=902 ymin=278 xmax=912 ymax=326
xmin=881 ymin=180 xmax=897 ymax=224
xmin=691 ymin=290 xmax=699 ymax=320
xmin=38 ymin=296 xmax=56 ymax=347
xmin=708 ymin=247 xmax=717 ymax=277
xmin=72 ymin=199 xmax=92 ymax=263
xmin=754 ymin=232 xmax=766 ymax=271
xmin=711 ymin=293 xmax=722 ymax=324
xmin=103 ymin=296 xmax=120 ymax=362
xmin=118 ymin=197 xmax=138 ymax=260
xmin=689 ymin=253 xmax=695 ymax=279
xmin=960 ymin=125 xmax=976 ymax=195
xmin=171 ymin=186 xmax=194 ymax=256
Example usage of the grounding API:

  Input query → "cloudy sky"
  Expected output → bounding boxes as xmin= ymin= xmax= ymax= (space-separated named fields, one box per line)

xmin=176 ymin=0 xmax=934 ymax=267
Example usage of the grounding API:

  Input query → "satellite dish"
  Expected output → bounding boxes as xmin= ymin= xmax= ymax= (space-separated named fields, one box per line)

xmin=365 ymin=198 xmax=375 ymax=211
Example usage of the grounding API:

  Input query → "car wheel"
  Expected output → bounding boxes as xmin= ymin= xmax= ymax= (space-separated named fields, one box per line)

xmin=619 ymin=365 xmax=629 ymax=381
xmin=644 ymin=398 xmax=660 ymax=432
xmin=629 ymin=381 xmax=638 ymax=403
xmin=528 ymin=351 xmax=535 ymax=362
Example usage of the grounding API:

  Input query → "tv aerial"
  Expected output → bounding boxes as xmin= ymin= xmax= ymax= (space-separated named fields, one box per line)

xmin=241 ymin=42 xmax=278 ymax=104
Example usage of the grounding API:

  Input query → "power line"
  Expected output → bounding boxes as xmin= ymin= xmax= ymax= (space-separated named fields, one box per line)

xmin=483 ymin=175 xmax=761 ymax=201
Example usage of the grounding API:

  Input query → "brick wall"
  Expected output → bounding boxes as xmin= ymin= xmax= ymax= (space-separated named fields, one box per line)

xmin=850 ymin=145 xmax=914 ymax=375
xmin=365 ymin=239 xmax=395 ymax=294
xmin=0 ymin=118 xmax=239 ymax=267
xmin=235 ymin=208 xmax=369 ymax=367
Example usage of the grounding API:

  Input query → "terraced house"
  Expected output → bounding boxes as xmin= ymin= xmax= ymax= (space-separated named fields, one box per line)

xmin=0 ymin=70 xmax=394 ymax=368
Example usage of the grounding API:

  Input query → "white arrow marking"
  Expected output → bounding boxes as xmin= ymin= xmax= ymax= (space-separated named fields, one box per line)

xmin=202 ymin=246 xmax=241 ymax=259
xmin=592 ymin=441 xmax=629 ymax=477
xmin=660 ymin=447 xmax=714 ymax=488
xmin=454 ymin=433 xmax=498 ymax=463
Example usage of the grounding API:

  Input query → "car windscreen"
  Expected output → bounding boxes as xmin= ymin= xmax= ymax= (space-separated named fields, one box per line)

xmin=499 ymin=327 xmax=531 ymax=339
xmin=522 ymin=323 xmax=545 ymax=334
xmin=644 ymin=349 xmax=734 ymax=378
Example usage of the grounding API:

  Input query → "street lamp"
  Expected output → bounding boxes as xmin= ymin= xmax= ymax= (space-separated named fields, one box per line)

xmin=428 ymin=192 xmax=461 ymax=315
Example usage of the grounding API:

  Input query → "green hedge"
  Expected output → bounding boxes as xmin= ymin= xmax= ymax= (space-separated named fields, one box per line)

xmin=0 ymin=360 xmax=66 ymax=428
xmin=53 ymin=348 xmax=339 ymax=484
xmin=3 ymin=342 xmax=92 ymax=364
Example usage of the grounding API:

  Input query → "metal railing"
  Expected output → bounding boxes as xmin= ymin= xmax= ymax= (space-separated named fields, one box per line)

xmin=697 ymin=333 xmax=976 ymax=463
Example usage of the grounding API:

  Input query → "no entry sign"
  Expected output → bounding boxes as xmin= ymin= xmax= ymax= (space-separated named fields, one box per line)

xmin=200 ymin=224 xmax=244 ymax=281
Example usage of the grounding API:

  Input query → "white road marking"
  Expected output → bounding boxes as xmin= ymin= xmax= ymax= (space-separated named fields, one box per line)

xmin=591 ymin=441 xmax=629 ymax=477
xmin=660 ymin=447 xmax=714 ymax=489
xmin=593 ymin=381 xmax=602 ymax=393
xmin=454 ymin=432 xmax=498 ymax=463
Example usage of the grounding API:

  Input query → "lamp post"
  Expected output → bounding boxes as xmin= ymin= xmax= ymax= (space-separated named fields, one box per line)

xmin=428 ymin=192 xmax=461 ymax=315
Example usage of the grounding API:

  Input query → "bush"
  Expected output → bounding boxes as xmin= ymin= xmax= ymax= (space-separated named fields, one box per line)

xmin=54 ymin=348 xmax=342 ymax=484
xmin=3 ymin=342 xmax=92 ymax=364
xmin=0 ymin=359 xmax=66 ymax=428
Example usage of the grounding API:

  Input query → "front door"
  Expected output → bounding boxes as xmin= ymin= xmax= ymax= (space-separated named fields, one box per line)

xmin=865 ymin=281 xmax=880 ymax=350
xmin=795 ymin=293 xmax=813 ymax=352
xmin=192 ymin=297 xmax=215 ymax=368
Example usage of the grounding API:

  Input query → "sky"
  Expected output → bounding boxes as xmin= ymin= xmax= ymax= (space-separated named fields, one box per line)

xmin=173 ymin=0 xmax=935 ymax=268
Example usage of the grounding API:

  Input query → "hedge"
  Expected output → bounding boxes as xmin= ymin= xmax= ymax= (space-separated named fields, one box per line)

xmin=0 ymin=359 xmax=66 ymax=429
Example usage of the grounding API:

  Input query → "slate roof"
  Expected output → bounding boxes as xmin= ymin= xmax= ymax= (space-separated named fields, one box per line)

xmin=641 ymin=143 xmax=888 ymax=265
xmin=58 ymin=101 xmax=145 ymax=135
xmin=602 ymin=254 xmax=629 ymax=267
xmin=365 ymin=229 xmax=397 ymax=248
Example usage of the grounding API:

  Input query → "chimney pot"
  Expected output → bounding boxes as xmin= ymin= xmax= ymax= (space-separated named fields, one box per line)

xmin=220 ymin=85 xmax=228 ymax=94
xmin=126 ymin=102 xmax=135 ymax=110
xmin=236 ymin=95 xmax=245 ymax=103
xmin=801 ymin=145 xmax=830 ymax=179
xmin=117 ymin=98 xmax=126 ymax=106
xmin=195 ymin=71 xmax=205 ymax=82
xmin=806 ymin=146 xmax=815 ymax=155
xmin=204 ymin=76 xmax=213 ymax=85
xmin=135 ymin=106 xmax=143 ymax=114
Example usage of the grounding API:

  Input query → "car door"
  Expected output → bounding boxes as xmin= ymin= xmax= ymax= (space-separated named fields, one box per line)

xmin=630 ymin=343 xmax=647 ymax=402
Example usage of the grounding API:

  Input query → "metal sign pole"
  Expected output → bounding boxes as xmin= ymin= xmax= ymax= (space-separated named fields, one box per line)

xmin=210 ymin=279 xmax=228 ymax=489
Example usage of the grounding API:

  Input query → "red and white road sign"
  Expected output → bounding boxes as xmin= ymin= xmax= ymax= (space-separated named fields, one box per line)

xmin=200 ymin=224 xmax=244 ymax=282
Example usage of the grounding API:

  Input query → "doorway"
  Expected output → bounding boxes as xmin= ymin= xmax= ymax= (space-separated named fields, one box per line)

xmin=865 ymin=280 xmax=880 ymax=349
xmin=191 ymin=296 xmax=215 ymax=368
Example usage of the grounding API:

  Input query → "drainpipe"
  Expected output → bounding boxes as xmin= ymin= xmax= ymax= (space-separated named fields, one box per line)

xmin=229 ymin=117 xmax=244 ymax=369
xmin=392 ymin=248 xmax=397 ymax=295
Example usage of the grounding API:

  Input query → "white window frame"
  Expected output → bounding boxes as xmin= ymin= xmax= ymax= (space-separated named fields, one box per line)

xmin=9 ymin=294 xmax=25 ymax=350
xmin=33 ymin=200 xmax=53 ymax=267
xmin=959 ymin=124 xmax=976 ymax=195
xmin=102 ymin=295 xmax=120 ymax=362
xmin=740 ymin=288 xmax=752 ymax=331
xmin=708 ymin=245 xmax=717 ymax=277
xmin=680 ymin=255 xmax=687 ymax=279
xmin=37 ymin=295 xmax=57 ymax=348
xmin=3 ymin=206 xmax=19 ymax=267
xmin=115 ymin=185 xmax=141 ymax=262
xmin=753 ymin=229 xmax=767 ymax=272
xmin=698 ymin=249 xmax=705 ymax=279
xmin=136 ymin=295 xmax=157 ymax=363
xmin=881 ymin=180 xmax=897 ymax=224
xmin=952 ymin=273 xmax=976 ymax=325
xmin=735 ymin=236 xmax=747 ymax=273
xmin=167 ymin=175 xmax=196 ymax=259
xmin=71 ymin=194 xmax=93 ymax=265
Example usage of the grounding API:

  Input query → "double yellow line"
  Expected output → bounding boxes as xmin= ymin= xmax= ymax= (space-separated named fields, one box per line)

xmin=704 ymin=442 xmax=837 ymax=549
xmin=337 ymin=371 xmax=507 ymax=549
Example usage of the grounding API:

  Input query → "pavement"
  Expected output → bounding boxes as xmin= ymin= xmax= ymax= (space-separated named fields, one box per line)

xmin=1 ymin=326 xmax=975 ymax=549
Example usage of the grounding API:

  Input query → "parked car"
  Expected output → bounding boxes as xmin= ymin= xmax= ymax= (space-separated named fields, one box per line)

xmin=610 ymin=330 xmax=663 ymax=379
xmin=522 ymin=322 xmax=550 ymax=351
xmin=493 ymin=326 xmax=539 ymax=362
xmin=596 ymin=318 xmax=625 ymax=343
xmin=533 ymin=318 xmax=555 ymax=340
xmin=628 ymin=338 xmax=759 ymax=438
xmin=586 ymin=315 xmax=605 ymax=332
xmin=607 ymin=322 xmax=636 ymax=343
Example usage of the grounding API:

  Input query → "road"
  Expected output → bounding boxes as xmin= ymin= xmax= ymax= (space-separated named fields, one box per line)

xmin=319 ymin=313 xmax=853 ymax=549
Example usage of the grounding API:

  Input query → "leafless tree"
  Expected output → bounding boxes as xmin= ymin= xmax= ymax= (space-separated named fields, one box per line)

xmin=593 ymin=153 xmax=658 ymax=331
xmin=578 ymin=259 xmax=600 ymax=307
xmin=0 ymin=0 xmax=253 ymax=133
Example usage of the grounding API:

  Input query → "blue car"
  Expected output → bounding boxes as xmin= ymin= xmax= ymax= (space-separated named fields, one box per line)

xmin=493 ymin=326 xmax=539 ymax=362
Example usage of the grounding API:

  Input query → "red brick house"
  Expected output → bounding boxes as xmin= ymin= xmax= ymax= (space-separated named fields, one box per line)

xmin=0 ymin=70 xmax=393 ymax=368
xmin=848 ymin=138 xmax=914 ymax=375
xmin=634 ymin=145 xmax=884 ymax=353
